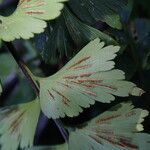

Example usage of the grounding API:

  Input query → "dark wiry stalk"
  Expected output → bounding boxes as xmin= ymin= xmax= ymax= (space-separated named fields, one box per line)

xmin=54 ymin=119 xmax=68 ymax=142
xmin=5 ymin=42 xmax=69 ymax=142
xmin=5 ymin=42 xmax=39 ymax=95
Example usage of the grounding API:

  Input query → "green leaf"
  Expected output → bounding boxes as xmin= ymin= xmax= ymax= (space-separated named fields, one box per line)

xmin=26 ymin=144 xmax=68 ymax=150
xmin=0 ymin=99 xmax=41 ymax=150
xmin=0 ymin=0 xmax=68 ymax=41
xmin=35 ymin=6 xmax=116 ymax=64
xmin=69 ymin=102 xmax=150 ymax=150
xmin=68 ymin=0 xmax=127 ymax=29
xmin=63 ymin=7 xmax=116 ymax=45
xmin=5 ymin=76 xmax=35 ymax=106
xmin=0 ymin=53 xmax=17 ymax=82
xmin=35 ymin=38 xmax=144 ymax=119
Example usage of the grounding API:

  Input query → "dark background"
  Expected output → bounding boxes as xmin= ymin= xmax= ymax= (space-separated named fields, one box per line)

xmin=0 ymin=0 xmax=150 ymax=146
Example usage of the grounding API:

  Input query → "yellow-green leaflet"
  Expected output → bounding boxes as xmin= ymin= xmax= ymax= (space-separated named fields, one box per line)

xmin=0 ymin=0 xmax=68 ymax=42
xmin=37 ymin=38 xmax=144 ymax=119
xmin=0 ymin=99 xmax=41 ymax=150
xmin=69 ymin=102 xmax=150 ymax=150
xmin=26 ymin=143 xmax=68 ymax=150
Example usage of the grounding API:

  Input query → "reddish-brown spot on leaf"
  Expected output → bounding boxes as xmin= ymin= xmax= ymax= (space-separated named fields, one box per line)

xmin=47 ymin=90 xmax=55 ymax=100
xmin=84 ymin=90 xmax=97 ymax=97
xmin=52 ymin=89 xmax=70 ymax=106
xmin=22 ymin=1 xmax=45 ymax=9
xmin=80 ymin=73 xmax=93 ymax=78
xmin=64 ymin=73 xmax=93 ymax=80
xmin=73 ymin=64 xmax=92 ymax=70
xmin=69 ymin=56 xmax=91 ymax=69
xmin=9 ymin=111 xmax=26 ymax=134
xmin=26 ymin=10 xmax=45 ymax=15
xmin=95 ymin=135 xmax=130 ymax=148
xmin=77 ymin=79 xmax=102 ymax=83
xmin=64 ymin=75 xmax=79 ymax=79
xmin=57 ymin=82 xmax=71 ymax=88
xmin=93 ymin=83 xmax=117 ymax=91
xmin=69 ymin=80 xmax=94 ymax=88
xmin=96 ymin=114 xmax=121 ymax=124
xmin=125 ymin=111 xmax=136 ymax=117
xmin=81 ymin=83 xmax=96 ymax=88
xmin=19 ymin=0 xmax=32 ymax=6
xmin=89 ymin=134 xmax=102 ymax=145
xmin=119 ymin=138 xmax=138 ymax=149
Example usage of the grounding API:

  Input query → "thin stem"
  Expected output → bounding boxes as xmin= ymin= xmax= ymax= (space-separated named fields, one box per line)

xmin=5 ymin=42 xmax=69 ymax=142
xmin=54 ymin=119 xmax=69 ymax=143
xmin=5 ymin=42 xmax=39 ymax=96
